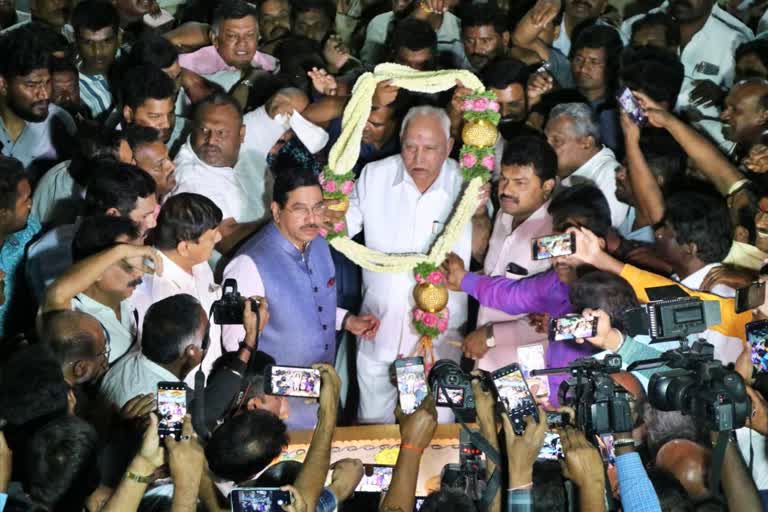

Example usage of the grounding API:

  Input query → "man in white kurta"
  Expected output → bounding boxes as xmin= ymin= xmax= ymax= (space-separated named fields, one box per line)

xmin=342 ymin=106 xmax=489 ymax=423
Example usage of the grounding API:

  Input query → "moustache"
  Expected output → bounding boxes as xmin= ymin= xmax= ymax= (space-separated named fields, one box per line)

xmin=128 ymin=278 xmax=143 ymax=288
xmin=200 ymin=144 xmax=221 ymax=152
xmin=500 ymin=194 xmax=519 ymax=204
xmin=301 ymin=224 xmax=319 ymax=230
xmin=572 ymin=0 xmax=593 ymax=7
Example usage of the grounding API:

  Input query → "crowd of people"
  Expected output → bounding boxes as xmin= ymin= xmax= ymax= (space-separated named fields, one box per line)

xmin=1 ymin=0 xmax=768 ymax=509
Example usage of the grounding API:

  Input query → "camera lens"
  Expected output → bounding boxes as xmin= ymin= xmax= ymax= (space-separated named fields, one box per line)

xmin=649 ymin=370 xmax=696 ymax=412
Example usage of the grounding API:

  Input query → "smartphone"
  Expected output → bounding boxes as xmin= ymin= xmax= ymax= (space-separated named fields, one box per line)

xmin=531 ymin=233 xmax=576 ymax=260
xmin=549 ymin=314 xmax=598 ymax=342
xmin=157 ymin=382 xmax=187 ymax=441
xmin=736 ymin=282 xmax=766 ymax=314
xmin=230 ymin=488 xmax=291 ymax=512
xmin=415 ymin=497 xmax=426 ymax=511
xmin=517 ymin=343 xmax=549 ymax=397
xmin=506 ymin=261 xmax=529 ymax=276
xmin=356 ymin=465 xmax=394 ymax=492
xmin=263 ymin=365 xmax=321 ymax=398
xmin=546 ymin=411 xmax=570 ymax=428
xmin=597 ymin=434 xmax=616 ymax=465
xmin=747 ymin=320 xmax=768 ymax=373
xmin=394 ymin=357 xmax=428 ymax=414
xmin=435 ymin=385 xmax=465 ymax=408
xmin=492 ymin=363 xmax=538 ymax=435
xmin=617 ymin=87 xmax=647 ymax=126
xmin=537 ymin=430 xmax=564 ymax=461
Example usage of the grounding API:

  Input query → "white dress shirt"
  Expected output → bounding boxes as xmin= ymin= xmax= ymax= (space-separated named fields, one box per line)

xmin=72 ymin=293 xmax=137 ymax=364
xmin=171 ymin=140 xmax=272 ymax=225
xmin=131 ymin=251 xmax=223 ymax=386
xmin=561 ymin=146 xmax=629 ymax=228
xmin=345 ymin=155 xmax=471 ymax=362
xmin=31 ymin=159 xmax=83 ymax=227
xmin=623 ymin=3 xmax=752 ymax=150
xmin=476 ymin=201 xmax=554 ymax=373
xmin=100 ymin=351 xmax=178 ymax=408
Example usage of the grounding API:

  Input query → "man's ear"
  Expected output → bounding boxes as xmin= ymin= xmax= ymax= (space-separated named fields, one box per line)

xmin=542 ymin=178 xmax=556 ymax=197
xmin=598 ymin=237 xmax=607 ymax=250
xmin=210 ymin=29 xmax=218 ymax=48
xmin=105 ymin=207 xmax=121 ymax=217
xmin=177 ymin=240 xmax=190 ymax=257
xmin=502 ymin=31 xmax=510 ymax=48
xmin=446 ymin=136 xmax=455 ymax=157
xmin=271 ymin=201 xmax=281 ymax=223
xmin=123 ymin=105 xmax=134 ymax=123
xmin=583 ymin=135 xmax=596 ymax=150
xmin=685 ymin=241 xmax=698 ymax=257
xmin=72 ymin=360 xmax=89 ymax=382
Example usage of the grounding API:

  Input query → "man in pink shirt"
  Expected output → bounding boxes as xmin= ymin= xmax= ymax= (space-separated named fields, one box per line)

xmin=465 ymin=135 xmax=557 ymax=378
xmin=178 ymin=0 xmax=278 ymax=79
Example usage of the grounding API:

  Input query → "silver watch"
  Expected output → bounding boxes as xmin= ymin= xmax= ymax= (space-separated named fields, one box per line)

xmin=484 ymin=323 xmax=496 ymax=348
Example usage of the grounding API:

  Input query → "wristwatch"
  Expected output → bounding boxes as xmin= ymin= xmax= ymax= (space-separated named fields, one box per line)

xmin=484 ymin=323 xmax=496 ymax=348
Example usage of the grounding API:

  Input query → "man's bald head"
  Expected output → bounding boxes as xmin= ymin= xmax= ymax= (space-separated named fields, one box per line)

xmin=41 ymin=310 xmax=109 ymax=385
xmin=721 ymin=79 xmax=768 ymax=147
xmin=655 ymin=439 xmax=711 ymax=500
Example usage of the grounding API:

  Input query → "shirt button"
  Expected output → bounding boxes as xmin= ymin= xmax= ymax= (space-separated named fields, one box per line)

xmin=318 ymin=306 xmax=323 ymax=312
xmin=322 ymin=325 xmax=328 ymax=331
xmin=314 ymin=286 xmax=318 ymax=292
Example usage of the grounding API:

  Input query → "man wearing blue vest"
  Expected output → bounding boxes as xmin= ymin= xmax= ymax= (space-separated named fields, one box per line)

xmin=222 ymin=166 xmax=380 ymax=430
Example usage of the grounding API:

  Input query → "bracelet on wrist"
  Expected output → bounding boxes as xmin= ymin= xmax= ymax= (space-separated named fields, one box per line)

xmin=125 ymin=470 xmax=153 ymax=484
xmin=239 ymin=341 xmax=254 ymax=353
xmin=400 ymin=443 xmax=424 ymax=454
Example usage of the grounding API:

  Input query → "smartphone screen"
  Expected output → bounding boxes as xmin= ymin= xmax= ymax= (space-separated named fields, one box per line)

xmin=549 ymin=315 xmax=598 ymax=342
xmin=597 ymin=434 xmax=616 ymax=465
xmin=267 ymin=366 xmax=321 ymax=398
xmin=616 ymin=87 xmax=647 ymax=125
xmin=517 ymin=343 xmax=549 ymax=397
xmin=435 ymin=386 xmax=465 ymax=408
xmin=492 ymin=365 xmax=537 ymax=435
xmin=157 ymin=382 xmax=186 ymax=440
xmin=395 ymin=357 xmax=428 ymax=414
xmin=356 ymin=465 xmax=394 ymax=492
xmin=415 ymin=497 xmax=426 ymax=511
xmin=747 ymin=320 xmax=768 ymax=373
xmin=736 ymin=282 xmax=766 ymax=313
xmin=537 ymin=431 xmax=564 ymax=460
xmin=531 ymin=233 xmax=575 ymax=260
xmin=230 ymin=488 xmax=291 ymax=512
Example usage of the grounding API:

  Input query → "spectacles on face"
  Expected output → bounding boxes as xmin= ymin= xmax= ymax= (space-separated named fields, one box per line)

xmin=287 ymin=203 xmax=327 ymax=218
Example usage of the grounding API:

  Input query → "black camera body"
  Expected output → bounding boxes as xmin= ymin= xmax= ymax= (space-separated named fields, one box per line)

xmin=533 ymin=355 xmax=633 ymax=436
xmin=643 ymin=341 xmax=751 ymax=432
xmin=428 ymin=359 xmax=477 ymax=411
xmin=440 ymin=429 xmax=487 ymax=502
xmin=211 ymin=279 xmax=258 ymax=325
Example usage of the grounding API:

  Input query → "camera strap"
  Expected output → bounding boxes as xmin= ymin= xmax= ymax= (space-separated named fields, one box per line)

xmin=437 ymin=382 xmax=502 ymax=511
xmin=709 ymin=430 xmax=729 ymax=497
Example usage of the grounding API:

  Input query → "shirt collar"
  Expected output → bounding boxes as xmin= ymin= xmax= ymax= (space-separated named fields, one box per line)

xmin=138 ymin=353 xmax=179 ymax=382
xmin=267 ymin=222 xmax=315 ymax=261
xmin=156 ymin=251 xmax=196 ymax=289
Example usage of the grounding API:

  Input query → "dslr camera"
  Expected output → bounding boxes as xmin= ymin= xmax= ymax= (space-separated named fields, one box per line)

xmin=211 ymin=279 xmax=259 ymax=325
xmin=630 ymin=341 xmax=751 ymax=432
xmin=532 ymin=355 xmax=633 ymax=436
xmin=440 ymin=429 xmax=487 ymax=503
xmin=428 ymin=359 xmax=477 ymax=411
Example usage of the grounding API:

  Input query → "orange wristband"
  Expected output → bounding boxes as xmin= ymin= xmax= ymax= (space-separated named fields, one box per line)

xmin=400 ymin=443 xmax=424 ymax=454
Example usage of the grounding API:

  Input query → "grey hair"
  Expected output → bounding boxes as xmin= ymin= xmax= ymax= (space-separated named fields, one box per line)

xmin=549 ymin=102 xmax=601 ymax=145
xmin=399 ymin=106 xmax=451 ymax=141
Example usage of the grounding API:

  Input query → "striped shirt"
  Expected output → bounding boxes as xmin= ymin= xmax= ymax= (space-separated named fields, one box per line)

xmin=78 ymin=71 xmax=112 ymax=119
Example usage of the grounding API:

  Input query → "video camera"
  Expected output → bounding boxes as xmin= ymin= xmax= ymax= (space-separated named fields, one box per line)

xmin=440 ymin=429 xmax=487 ymax=502
xmin=212 ymin=279 xmax=259 ymax=325
xmin=531 ymin=355 xmax=633 ymax=436
xmin=628 ymin=341 xmax=751 ymax=432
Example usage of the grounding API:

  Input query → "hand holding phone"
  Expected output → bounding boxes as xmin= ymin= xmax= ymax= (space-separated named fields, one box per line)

xmin=157 ymin=382 xmax=187 ymax=441
xmin=230 ymin=488 xmax=292 ymax=512
xmin=747 ymin=320 xmax=768 ymax=373
xmin=617 ymin=87 xmax=647 ymax=126
xmin=356 ymin=465 xmax=394 ymax=492
xmin=264 ymin=365 xmax=321 ymax=398
xmin=492 ymin=363 xmax=538 ymax=435
xmin=549 ymin=314 xmax=598 ymax=342
xmin=736 ymin=281 xmax=766 ymax=314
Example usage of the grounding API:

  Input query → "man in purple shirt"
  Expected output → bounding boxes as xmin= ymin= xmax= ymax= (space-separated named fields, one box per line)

xmin=443 ymin=183 xmax=615 ymax=403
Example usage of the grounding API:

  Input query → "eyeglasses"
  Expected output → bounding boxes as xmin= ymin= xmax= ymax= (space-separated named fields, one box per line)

xmin=287 ymin=203 xmax=327 ymax=217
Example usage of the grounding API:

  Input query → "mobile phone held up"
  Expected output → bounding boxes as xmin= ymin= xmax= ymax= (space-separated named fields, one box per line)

xmin=616 ymin=87 xmax=647 ymax=126
xmin=263 ymin=365 xmax=321 ymax=398
xmin=736 ymin=281 xmax=766 ymax=314
xmin=157 ymin=382 xmax=187 ymax=441
xmin=230 ymin=488 xmax=292 ymax=512
xmin=531 ymin=233 xmax=575 ymax=261
xmin=549 ymin=314 xmax=598 ymax=342
xmin=747 ymin=320 xmax=768 ymax=373
xmin=395 ymin=357 xmax=429 ymax=415
xmin=491 ymin=363 xmax=538 ymax=435
xmin=356 ymin=464 xmax=395 ymax=492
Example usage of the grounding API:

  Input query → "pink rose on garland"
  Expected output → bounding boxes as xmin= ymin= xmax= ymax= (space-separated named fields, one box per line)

xmin=333 ymin=221 xmax=346 ymax=232
xmin=482 ymin=155 xmax=495 ymax=171
xmin=413 ymin=308 xmax=424 ymax=321
xmin=461 ymin=152 xmax=477 ymax=168
xmin=341 ymin=180 xmax=354 ymax=195
xmin=319 ymin=174 xmax=326 ymax=185
xmin=427 ymin=271 xmax=444 ymax=285
xmin=462 ymin=99 xmax=473 ymax=111
xmin=437 ymin=318 xmax=448 ymax=332
xmin=422 ymin=312 xmax=438 ymax=327
xmin=488 ymin=100 xmax=500 ymax=112
xmin=323 ymin=180 xmax=337 ymax=193
xmin=473 ymin=98 xmax=489 ymax=111
xmin=415 ymin=273 xmax=426 ymax=284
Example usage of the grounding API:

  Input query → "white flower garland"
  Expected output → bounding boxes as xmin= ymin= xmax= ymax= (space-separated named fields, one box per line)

xmin=326 ymin=64 xmax=487 ymax=273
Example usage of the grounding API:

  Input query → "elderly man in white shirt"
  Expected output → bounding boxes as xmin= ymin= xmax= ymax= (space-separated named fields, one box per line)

xmin=326 ymin=106 xmax=492 ymax=423
xmin=171 ymin=93 xmax=272 ymax=256
xmin=545 ymin=102 xmax=629 ymax=228
xmin=132 ymin=193 xmax=225 ymax=386
xmin=622 ymin=0 xmax=752 ymax=150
